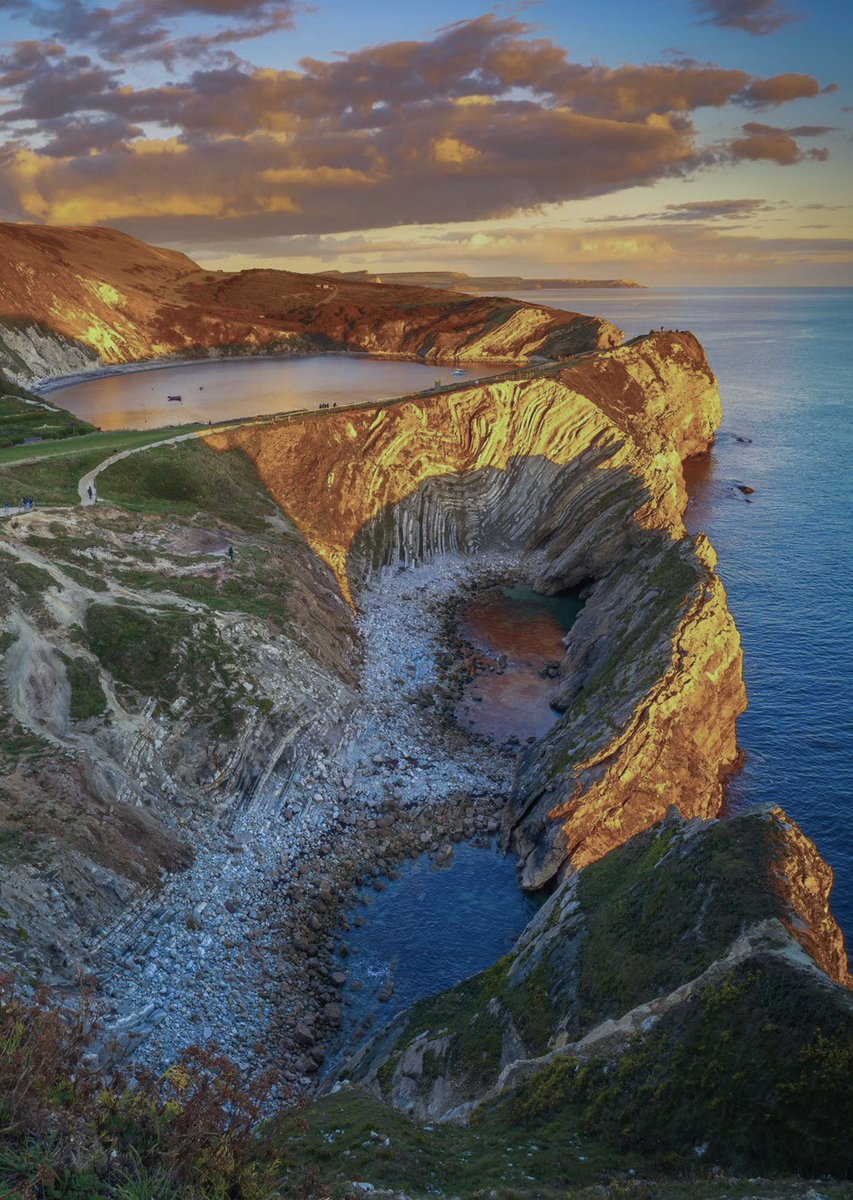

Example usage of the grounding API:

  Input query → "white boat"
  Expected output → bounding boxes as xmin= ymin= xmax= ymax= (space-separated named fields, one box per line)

xmin=452 ymin=368 xmax=466 ymax=376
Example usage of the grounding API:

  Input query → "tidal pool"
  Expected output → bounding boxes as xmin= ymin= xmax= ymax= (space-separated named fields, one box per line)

xmin=456 ymin=585 xmax=583 ymax=743
xmin=329 ymin=841 xmax=541 ymax=1073
xmin=46 ymin=354 xmax=505 ymax=430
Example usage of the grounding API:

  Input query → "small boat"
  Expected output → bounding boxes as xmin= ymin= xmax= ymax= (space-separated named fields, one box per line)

xmin=167 ymin=394 xmax=182 ymax=402
xmin=452 ymin=368 xmax=466 ymax=376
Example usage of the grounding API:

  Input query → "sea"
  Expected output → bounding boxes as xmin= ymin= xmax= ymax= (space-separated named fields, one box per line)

xmin=514 ymin=287 xmax=853 ymax=937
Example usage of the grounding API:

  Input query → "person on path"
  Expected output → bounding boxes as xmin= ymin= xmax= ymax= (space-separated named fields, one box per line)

xmin=87 ymin=485 xmax=93 ymax=500
xmin=227 ymin=545 xmax=234 ymax=561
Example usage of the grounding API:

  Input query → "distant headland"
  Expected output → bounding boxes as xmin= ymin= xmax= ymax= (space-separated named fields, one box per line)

xmin=317 ymin=269 xmax=646 ymax=291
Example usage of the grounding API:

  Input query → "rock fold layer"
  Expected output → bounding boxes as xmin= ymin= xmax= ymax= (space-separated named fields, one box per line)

xmin=208 ymin=331 xmax=745 ymax=881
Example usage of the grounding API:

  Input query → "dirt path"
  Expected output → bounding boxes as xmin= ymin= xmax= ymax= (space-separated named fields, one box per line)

xmin=77 ymin=428 xmax=205 ymax=506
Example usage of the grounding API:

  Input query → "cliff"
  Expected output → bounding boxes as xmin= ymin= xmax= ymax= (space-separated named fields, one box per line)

xmin=0 ymin=222 xmax=621 ymax=384
xmin=206 ymin=332 xmax=716 ymax=601
xmin=207 ymin=332 xmax=744 ymax=880
xmin=346 ymin=806 xmax=852 ymax=1175
xmin=0 ymin=449 xmax=359 ymax=982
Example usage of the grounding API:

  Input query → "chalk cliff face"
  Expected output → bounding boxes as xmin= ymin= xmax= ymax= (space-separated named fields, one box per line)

xmin=0 ymin=222 xmax=620 ymax=384
xmin=207 ymin=331 xmax=745 ymax=879
xmin=346 ymin=806 xmax=852 ymax=1178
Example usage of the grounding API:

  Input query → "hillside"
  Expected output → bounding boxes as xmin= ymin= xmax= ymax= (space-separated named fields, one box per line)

xmin=0 ymin=223 xmax=622 ymax=385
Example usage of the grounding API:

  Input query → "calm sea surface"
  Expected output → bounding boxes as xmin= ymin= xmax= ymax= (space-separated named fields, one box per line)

xmin=516 ymin=288 xmax=853 ymax=937
xmin=49 ymin=354 xmax=504 ymax=430
xmin=326 ymin=842 xmax=542 ymax=1074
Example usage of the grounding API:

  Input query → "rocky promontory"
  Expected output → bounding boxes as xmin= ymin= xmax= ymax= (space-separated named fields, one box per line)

xmin=345 ymin=805 xmax=852 ymax=1176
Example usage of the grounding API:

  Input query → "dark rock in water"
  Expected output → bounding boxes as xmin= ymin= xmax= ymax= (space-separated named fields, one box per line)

xmin=323 ymin=1002 xmax=343 ymax=1026
xmin=737 ymin=483 xmax=755 ymax=494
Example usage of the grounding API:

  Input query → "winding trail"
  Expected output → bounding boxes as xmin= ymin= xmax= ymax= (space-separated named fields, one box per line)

xmin=77 ymin=427 xmax=210 ymax=506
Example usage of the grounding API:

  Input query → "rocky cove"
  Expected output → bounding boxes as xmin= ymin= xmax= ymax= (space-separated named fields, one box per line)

xmin=90 ymin=554 xmax=550 ymax=1086
xmin=0 ymin=238 xmax=851 ymax=1189
xmin=6 ymin=326 xmax=758 ymax=1070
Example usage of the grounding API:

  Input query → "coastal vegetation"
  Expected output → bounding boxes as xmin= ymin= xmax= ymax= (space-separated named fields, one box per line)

xmin=98 ymin=441 xmax=280 ymax=532
xmin=0 ymin=427 xmax=204 ymax=507
xmin=0 ymin=381 xmax=94 ymax=449
xmin=0 ymin=973 xmax=849 ymax=1199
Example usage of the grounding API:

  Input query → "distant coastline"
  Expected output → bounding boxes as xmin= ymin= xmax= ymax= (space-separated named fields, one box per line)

xmin=318 ymin=269 xmax=645 ymax=291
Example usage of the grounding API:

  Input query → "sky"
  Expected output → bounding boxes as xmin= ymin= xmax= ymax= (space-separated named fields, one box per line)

xmin=0 ymin=0 xmax=851 ymax=284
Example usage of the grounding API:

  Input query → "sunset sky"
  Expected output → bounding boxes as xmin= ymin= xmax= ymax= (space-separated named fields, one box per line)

xmin=0 ymin=0 xmax=850 ymax=283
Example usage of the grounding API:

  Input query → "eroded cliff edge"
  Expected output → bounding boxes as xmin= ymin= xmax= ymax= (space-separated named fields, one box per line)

xmin=207 ymin=331 xmax=746 ymax=884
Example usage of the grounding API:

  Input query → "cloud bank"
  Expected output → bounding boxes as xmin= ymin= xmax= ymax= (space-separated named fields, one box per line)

xmin=693 ymin=0 xmax=799 ymax=36
xmin=0 ymin=13 xmax=837 ymax=249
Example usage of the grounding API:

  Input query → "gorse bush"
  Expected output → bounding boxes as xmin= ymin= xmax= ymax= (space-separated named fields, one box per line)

xmin=0 ymin=976 xmax=290 ymax=1199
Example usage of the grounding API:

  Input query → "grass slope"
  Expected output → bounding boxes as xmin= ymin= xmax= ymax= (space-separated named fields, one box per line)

xmin=0 ymin=380 xmax=95 ymax=449
xmin=0 ymin=428 xmax=204 ymax=506
xmin=97 ymin=440 xmax=278 ymax=531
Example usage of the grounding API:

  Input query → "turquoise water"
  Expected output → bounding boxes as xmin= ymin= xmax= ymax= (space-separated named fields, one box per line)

xmin=500 ymin=585 xmax=584 ymax=630
xmin=517 ymin=288 xmax=853 ymax=937
xmin=330 ymin=842 xmax=541 ymax=1070
xmin=49 ymin=354 xmax=504 ymax=430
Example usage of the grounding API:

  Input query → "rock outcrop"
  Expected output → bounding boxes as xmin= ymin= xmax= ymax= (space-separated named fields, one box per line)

xmin=207 ymin=331 xmax=745 ymax=879
xmin=345 ymin=806 xmax=852 ymax=1175
xmin=0 ymin=222 xmax=620 ymax=384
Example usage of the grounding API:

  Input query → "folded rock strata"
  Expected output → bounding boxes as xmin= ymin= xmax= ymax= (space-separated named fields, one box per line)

xmin=208 ymin=331 xmax=745 ymax=881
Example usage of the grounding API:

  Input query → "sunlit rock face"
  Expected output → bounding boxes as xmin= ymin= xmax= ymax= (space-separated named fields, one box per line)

xmin=0 ymin=222 xmax=620 ymax=384
xmin=511 ymin=532 xmax=745 ymax=889
xmin=773 ymin=808 xmax=852 ymax=986
xmin=207 ymin=330 xmax=745 ymax=879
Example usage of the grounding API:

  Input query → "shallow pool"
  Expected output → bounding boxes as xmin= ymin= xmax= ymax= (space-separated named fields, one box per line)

xmin=456 ymin=585 xmax=583 ymax=744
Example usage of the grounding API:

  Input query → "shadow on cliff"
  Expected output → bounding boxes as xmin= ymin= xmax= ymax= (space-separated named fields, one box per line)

xmin=336 ymin=454 xmax=744 ymax=891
